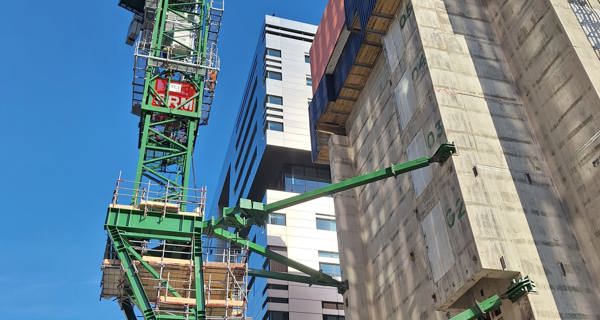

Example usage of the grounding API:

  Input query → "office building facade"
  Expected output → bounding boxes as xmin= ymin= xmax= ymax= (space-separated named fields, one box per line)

xmin=309 ymin=0 xmax=600 ymax=319
xmin=210 ymin=16 xmax=345 ymax=320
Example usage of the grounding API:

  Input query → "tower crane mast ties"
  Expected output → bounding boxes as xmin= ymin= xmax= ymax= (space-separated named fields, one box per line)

xmin=100 ymin=1 xmax=535 ymax=319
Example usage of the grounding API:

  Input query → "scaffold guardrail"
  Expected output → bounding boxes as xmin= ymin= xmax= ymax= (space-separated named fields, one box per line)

xmin=111 ymin=175 xmax=207 ymax=215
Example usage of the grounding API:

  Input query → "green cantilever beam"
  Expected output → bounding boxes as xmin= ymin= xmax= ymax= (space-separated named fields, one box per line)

xmin=217 ymin=143 xmax=457 ymax=231
xmin=265 ymin=143 xmax=456 ymax=212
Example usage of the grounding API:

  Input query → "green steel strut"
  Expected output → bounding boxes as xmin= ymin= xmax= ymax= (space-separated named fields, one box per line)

xmin=217 ymin=143 xmax=457 ymax=230
xmin=449 ymin=277 xmax=536 ymax=320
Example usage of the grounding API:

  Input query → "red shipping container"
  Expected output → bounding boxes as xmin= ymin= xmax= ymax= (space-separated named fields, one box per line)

xmin=152 ymin=78 xmax=196 ymax=112
xmin=310 ymin=0 xmax=346 ymax=94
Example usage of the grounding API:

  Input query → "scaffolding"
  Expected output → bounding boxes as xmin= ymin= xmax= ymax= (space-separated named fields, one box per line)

xmin=102 ymin=240 xmax=248 ymax=319
xmin=102 ymin=176 xmax=248 ymax=319
xmin=105 ymin=1 xmax=236 ymax=318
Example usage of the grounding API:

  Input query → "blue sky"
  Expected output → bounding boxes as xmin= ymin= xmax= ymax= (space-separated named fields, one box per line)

xmin=0 ymin=1 xmax=325 ymax=319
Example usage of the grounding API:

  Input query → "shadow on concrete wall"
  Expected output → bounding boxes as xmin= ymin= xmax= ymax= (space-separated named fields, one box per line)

xmin=445 ymin=0 xmax=598 ymax=317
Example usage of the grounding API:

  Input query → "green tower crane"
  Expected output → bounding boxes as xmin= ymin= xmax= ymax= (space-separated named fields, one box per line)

xmin=101 ymin=1 xmax=535 ymax=319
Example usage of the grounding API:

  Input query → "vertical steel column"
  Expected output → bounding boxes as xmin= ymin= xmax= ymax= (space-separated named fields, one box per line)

xmin=192 ymin=235 xmax=206 ymax=319
xmin=134 ymin=114 xmax=152 ymax=198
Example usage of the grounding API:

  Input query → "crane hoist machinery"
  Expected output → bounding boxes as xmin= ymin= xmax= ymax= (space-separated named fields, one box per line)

xmin=100 ymin=1 xmax=535 ymax=319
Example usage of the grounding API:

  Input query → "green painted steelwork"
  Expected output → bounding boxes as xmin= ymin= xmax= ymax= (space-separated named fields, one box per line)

xmin=449 ymin=277 xmax=536 ymax=320
xmin=108 ymin=227 xmax=157 ymax=319
xmin=107 ymin=0 xmax=221 ymax=318
xmin=103 ymin=8 xmax=538 ymax=314
xmin=219 ymin=144 xmax=457 ymax=229
xmin=105 ymin=121 xmax=457 ymax=319
xmin=107 ymin=5 xmax=462 ymax=315
xmin=211 ymin=227 xmax=345 ymax=291
xmin=122 ymin=241 xmax=182 ymax=298
xmin=248 ymin=269 xmax=340 ymax=288
xmin=266 ymin=143 xmax=455 ymax=212
xmin=192 ymin=236 xmax=205 ymax=319
xmin=105 ymin=205 xmax=205 ymax=237
xmin=132 ymin=0 xmax=214 ymax=205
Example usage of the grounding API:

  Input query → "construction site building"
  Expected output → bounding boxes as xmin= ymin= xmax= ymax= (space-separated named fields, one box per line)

xmin=210 ymin=16 xmax=345 ymax=320
xmin=308 ymin=0 xmax=600 ymax=319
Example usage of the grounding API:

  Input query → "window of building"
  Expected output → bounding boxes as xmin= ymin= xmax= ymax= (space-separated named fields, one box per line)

xmin=318 ymin=251 xmax=339 ymax=259
xmin=266 ymin=62 xmax=282 ymax=70
xmin=266 ymin=106 xmax=283 ymax=113
xmin=306 ymin=76 xmax=312 ymax=86
xmin=323 ymin=316 xmax=345 ymax=320
xmin=305 ymin=54 xmax=310 ymax=63
xmin=316 ymin=218 xmax=336 ymax=231
xmin=266 ymin=58 xmax=282 ymax=65
xmin=267 ymin=121 xmax=284 ymax=132
xmin=269 ymin=297 xmax=289 ymax=304
xmin=268 ymin=311 xmax=289 ymax=320
xmin=267 ymin=48 xmax=282 ymax=58
xmin=268 ymin=284 xmax=289 ymax=290
xmin=266 ymin=95 xmax=283 ymax=105
xmin=263 ymin=283 xmax=289 ymax=296
xmin=268 ymin=213 xmax=286 ymax=226
xmin=266 ymin=70 xmax=282 ymax=80
xmin=283 ymin=165 xmax=331 ymax=193
xmin=268 ymin=114 xmax=284 ymax=120
xmin=319 ymin=262 xmax=341 ymax=279
xmin=322 ymin=301 xmax=344 ymax=310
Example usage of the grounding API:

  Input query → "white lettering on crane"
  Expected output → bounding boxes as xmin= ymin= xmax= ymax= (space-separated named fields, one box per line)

xmin=154 ymin=94 xmax=195 ymax=112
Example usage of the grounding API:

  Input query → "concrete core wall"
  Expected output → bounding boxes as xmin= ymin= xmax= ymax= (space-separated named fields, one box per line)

xmin=483 ymin=0 xmax=600 ymax=301
xmin=327 ymin=0 xmax=600 ymax=319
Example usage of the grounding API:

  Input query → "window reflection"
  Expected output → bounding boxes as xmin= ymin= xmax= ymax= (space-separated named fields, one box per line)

xmin=282 ymin=165 xmax=331 ymax=193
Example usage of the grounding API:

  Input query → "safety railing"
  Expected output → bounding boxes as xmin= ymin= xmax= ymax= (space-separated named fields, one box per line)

xmin=110 ymin=175 xmax=207 ymax=215
xmin=120 ymin=240 xmax=248 ymax=263
xmin=133 ymin=2 xmax=221 ymax=75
